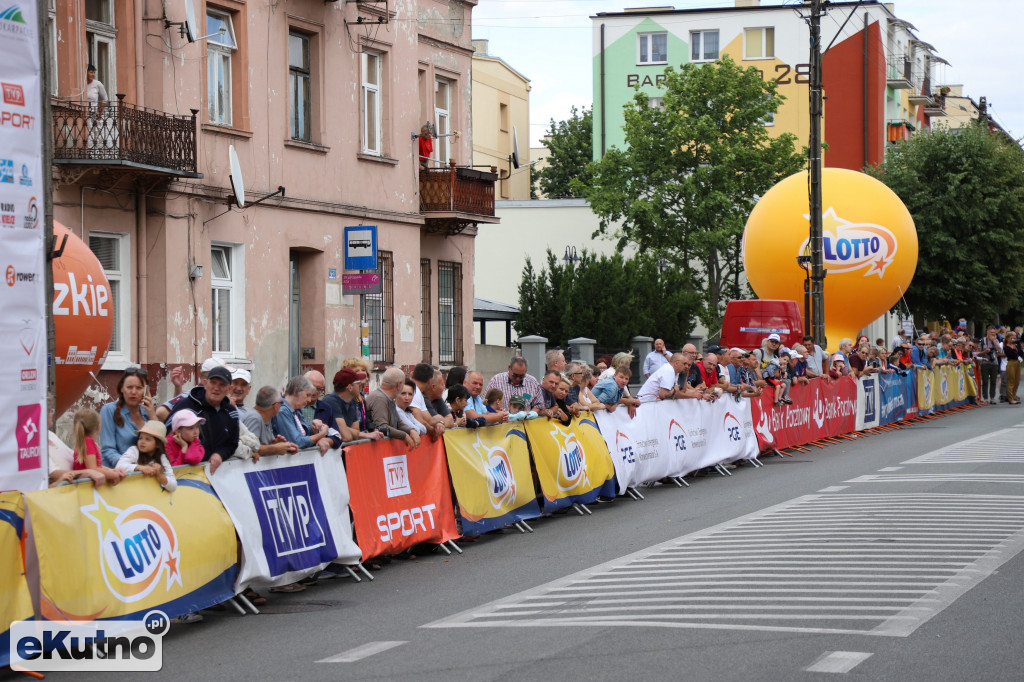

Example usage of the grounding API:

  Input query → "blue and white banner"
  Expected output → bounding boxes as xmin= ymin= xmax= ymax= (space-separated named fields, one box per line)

xmin=879 ymin=371 xmax=916 ymax=424
xmin=594 ymin=398 xmax=758 ymax=493
xmin=856 ymin=375 xmax=880 ymax=431
xmin=209 ymin=450 xmax=361 ymax=592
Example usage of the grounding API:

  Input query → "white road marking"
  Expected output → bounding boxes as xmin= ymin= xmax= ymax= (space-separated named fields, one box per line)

xmin=818 ymin=485 xmax=848 ymax=492
xmin=805 ymin=651 xmax=873 ymax=673
xmin=878 ymin=467 xmax=903 ymax=472
xmin=848 ymin=473 xmax=1024 ymax=484
xmin=903 ymin=429 xmax=1024 ymax=464
xmin=317 ymin=641 xmax=407 ymax=663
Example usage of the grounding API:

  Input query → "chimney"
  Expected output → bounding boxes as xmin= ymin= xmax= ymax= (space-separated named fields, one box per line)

xmin=472 ymin=39 xmax=489 ymax=55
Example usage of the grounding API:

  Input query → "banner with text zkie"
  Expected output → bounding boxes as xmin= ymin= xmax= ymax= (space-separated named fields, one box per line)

xmin=443 ymin=423 xmax=540 ymax=536
xmin=345 ymin=435 xmax=459 ymax=560
xmin=210 ymin=449 xmax=361 ymax=593
xmin=23 ymin=467 xmax=237 ymax=628
xmin=524 ymin=414 xmax=617 ymax=512
xmin=749 ymin=376 xmax=858 ymax=451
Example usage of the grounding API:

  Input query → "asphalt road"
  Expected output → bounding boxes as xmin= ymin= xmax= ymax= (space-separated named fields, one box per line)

xmin=10 ymin=404 xmax=1024 ymax=681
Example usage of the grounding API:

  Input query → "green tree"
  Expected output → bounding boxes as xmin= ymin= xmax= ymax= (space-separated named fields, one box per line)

xmin=867 ymin=122 xmax=1024 ymax=323
xmin=580 ymin=56 xmax=806 ymax=328
xmin=532 ymin=105 xmax=593 ymax=199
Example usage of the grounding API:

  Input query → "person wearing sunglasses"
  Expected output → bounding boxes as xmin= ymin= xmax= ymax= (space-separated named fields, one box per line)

xmin=99 ymin=366 xmax=154 ymax=467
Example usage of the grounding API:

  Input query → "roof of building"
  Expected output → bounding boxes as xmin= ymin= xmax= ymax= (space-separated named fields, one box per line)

xmin=474 ymin=297 xmax=519 ymax=321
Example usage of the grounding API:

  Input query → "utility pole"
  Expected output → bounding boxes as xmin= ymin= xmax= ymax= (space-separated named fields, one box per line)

xmin=807 ymin=0 xmax=827 ymax=349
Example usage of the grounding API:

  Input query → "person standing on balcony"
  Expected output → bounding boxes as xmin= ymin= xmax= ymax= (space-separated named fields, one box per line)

xmin=418 ymin=123 xmax=433 ymax=170
xmin=86 ymin=64 xmax=108 ymax=116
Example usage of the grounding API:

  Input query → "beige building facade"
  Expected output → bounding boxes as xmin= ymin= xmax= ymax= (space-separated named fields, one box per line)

xmin=471 ymin=39 xmax=531 ymax=200
xmin=49 ymin=0 xmax=495 ymax=407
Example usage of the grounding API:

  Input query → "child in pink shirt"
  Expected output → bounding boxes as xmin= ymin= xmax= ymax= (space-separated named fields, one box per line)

xmin=165 ymin=410 xmax=206 ymax=466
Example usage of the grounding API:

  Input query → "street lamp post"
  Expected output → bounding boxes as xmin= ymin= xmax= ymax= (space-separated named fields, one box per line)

xmin=797 ymin=255 xmax=812 ymax=337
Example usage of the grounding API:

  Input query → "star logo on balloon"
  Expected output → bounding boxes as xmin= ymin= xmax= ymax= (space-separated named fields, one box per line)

xmin=798 ymin=206 xmax=898 ymax=278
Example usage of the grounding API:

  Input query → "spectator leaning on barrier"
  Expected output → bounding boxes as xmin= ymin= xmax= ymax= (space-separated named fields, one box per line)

xmin=158 ymin=357 xmax=225 ymax=421
xmin=396 ymin=379 xmax=428 ymax=436
xmin=802 ymin=336 xmax=828 ymax=377
xmin=789 ymin=348 xmax=810 ymax=385
xmin=99 ymin=366 xmax=154 ymax=467
xmin=365 ymin=368 xmax=421 ymax=448
xmin=638 ymin=353 xmax=691 ymax=401
xmin=425 ymin=370 xmax=456 ymax=429
xmin=410 ymin=363 xmax=447 ymax=436
xmin=273 ymin=376 xmax=335 ymax=454
xmin=910 ymin=335 xmax=931 ymax=367
xmin=575 ymin=364 xmax=605 ymax=412
xmin=324 ymin=368 xmax=385 ymax=441
xmin=537 ymin=370 xmax=563 ymax=418
xmin=849 ymin=343 xmax=879 ymax=378
xmin=485 ymin=356 xmax=545 ymax=412
xmin=242 ymin=386 xmax=299 ymax=455
xmin=592 ymin=366 xmax=631 ymax=410
xmin=464 ymin=370 xmax=508 ymax=425
xmin=643 ymin=338 xmax=672 ymax=378
xmin=754 ymin=334 xmax=785 ymax=371
xmin=165 ymin=365 xmax=239 ymax=474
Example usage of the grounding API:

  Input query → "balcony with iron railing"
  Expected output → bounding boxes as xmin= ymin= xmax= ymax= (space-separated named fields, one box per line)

xmin=52 ymin=94 xmax=201 ymax=178
xmin=419 ymin=160 xmax=499 ymax=234
xmin=886 ymin=54 xmax=913 ymax=89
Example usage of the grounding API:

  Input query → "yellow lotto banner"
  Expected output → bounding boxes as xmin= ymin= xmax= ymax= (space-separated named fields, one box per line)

xmin=1 ymin=492 xmax=34 ymax=667
xmin=443 ymin=423 xmax=541 ymax=536
xmin=24 ymin=466 xmax=237 ymax=623
xmin=524 ymin=414 xmax=617 ymax=511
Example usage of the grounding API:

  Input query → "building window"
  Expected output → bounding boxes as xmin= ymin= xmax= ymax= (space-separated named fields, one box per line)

xmin=499 ymin=103 xmax=509 ymax=132
xmin=438 ymin=261 xmax=463 ymax=365
xmin=744 ymin=27 xmax=775 ymax=60
xmin=420 ymin=259 xmax=431 ymax=363
xmin=362 ymin=51 xmax=382 ymax=155
xmin=85 ymin=0 xmax=115 ymax=95
xmin=434 ymin=77 xmax=451 ymax=163
xmin=207 ymin=10 xmax=237 ymax=125
xmin=288 ymin=31 xmax=311 ymax=141
xmin=690 ymin=30 xmax=719 ymax=62
xmin=210 ymin=244 xmax=240 ymax=356
xmin=362 ymin=251 xmax=394 ymax=363
xmin=88 ymin=232 xmax=129 ymax=359
xmin=638 ymin=32 xmax=667 ymax=65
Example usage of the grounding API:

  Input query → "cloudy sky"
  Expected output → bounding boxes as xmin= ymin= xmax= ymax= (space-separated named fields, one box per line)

xmin=471 ymin=0 xmax=1024 ymax=147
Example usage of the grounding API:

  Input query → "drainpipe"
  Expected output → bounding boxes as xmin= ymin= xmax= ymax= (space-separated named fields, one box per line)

xmin=863 ymin=13 xmax=869 ymax=168
xmin=136 ymin=190 xmax=148 ymax=365
xmin=600 ymin=23 xmax=606 ymax=157
xmin=134 ymin=0 xmax=145 ymax=107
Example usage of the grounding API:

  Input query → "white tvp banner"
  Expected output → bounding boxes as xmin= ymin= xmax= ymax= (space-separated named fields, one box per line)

xmin=595 ymin=398 xmax=758 ymax=493
xmin=209 ymin=449 xmax=361 ymax=592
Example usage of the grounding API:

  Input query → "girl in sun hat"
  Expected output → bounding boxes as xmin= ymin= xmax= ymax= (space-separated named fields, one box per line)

xmin=116 ymin=420 xmax=176 ymax=492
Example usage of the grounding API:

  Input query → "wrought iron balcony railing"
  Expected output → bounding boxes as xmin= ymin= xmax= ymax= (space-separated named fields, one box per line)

xmin=419 ymin=161 xmax=496 ymax=217
xmin=52 ymin=94 xmax=199 ymax=175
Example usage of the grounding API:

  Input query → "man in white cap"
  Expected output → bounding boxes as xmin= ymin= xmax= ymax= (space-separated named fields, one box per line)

xmin=754 ymin=334 xmax=784 ymax=371
xmin=230 ymin=368 xmax=255 ymax=422
xmin=157 ymin=357 xmax=226 ymax=421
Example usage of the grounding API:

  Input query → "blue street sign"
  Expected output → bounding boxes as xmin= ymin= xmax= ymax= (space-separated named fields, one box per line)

xmin=344 ymin=225 xmax=378 ymax=271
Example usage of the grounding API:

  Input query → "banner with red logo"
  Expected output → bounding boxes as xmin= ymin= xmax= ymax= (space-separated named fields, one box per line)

xmin=1 ymin=491 xmax=34 ymax=667
xmin=749 ymin=376 xmax=858 ymax=451
xmin=345 ymin=435 xmax=459 ymax=560
xmin=0 ymin=0 xmax=46 ymax=492
xmin=23 ymin=466 xmax=237 ymax=629
xmin=524 ymin=414 xmax=617 ymax=512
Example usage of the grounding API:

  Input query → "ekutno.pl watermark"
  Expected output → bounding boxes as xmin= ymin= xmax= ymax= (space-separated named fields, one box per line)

xmin=10 ymin=610 xmax=169 ymax=672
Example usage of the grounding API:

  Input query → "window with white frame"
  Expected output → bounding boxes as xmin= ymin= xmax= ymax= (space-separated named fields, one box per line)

xmin=85 ymin=0 xmax=115 ymax=96
xmin=744 ymin=27 xmax=775 ymax=60
xmin=361 ymin=51 xmax=382 ymax=154
xmin=210 ymin=244 xmax=241 ymax=356
xmin=638 ymin=32 xmax=667 ymax=65
xmin=207 ymin=10 xmax=237 ymax=125
xmin=690 ymin=30 xmax=719 ymax=62
xmin=88 ymin=232 xmax=129 ymax=359
xmin=434 ymin=78 xmax=451 ymax=163
xmin=288 ymin=31 xmax=311 ymax=141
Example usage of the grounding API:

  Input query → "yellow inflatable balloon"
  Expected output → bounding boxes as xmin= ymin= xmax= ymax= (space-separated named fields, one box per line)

xmin=743 ymin=168 xmax=917 ymax=349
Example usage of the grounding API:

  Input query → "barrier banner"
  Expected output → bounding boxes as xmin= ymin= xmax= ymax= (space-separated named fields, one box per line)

xmin=879 ymin=371 xmax=917 ymax=424
xmin=210 ymin=449 xmax=361 ymax=592
xmin=345 ymin=435 xmax=459 ymax=560
xmin=443 ymin=423 xmax=540 ymax=536
xmin=749 ymin=376 xmax=858 ymax=451
xmin=1 ymin=492 xmax=33 ymax=667
xmin=524 ymin=414 xmax=617 ymax=512
xmin=919 ymin=365 xmax=975 ymax=415
xmin=594 ymin=399 xmax=758 ymax=493
xmin=23 ymin=467 xmax=237 ymax=627
xmin=856 ymin=375 xmax=880 ymax=431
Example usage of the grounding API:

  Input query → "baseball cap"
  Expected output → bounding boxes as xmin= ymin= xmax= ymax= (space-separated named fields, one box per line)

xmin=231 ymin=368 xmax=251 ymax=384
xmin=136 ymin=420 xmax=167 ymax=444
xmin=333 ymin=368 xmax=367 ymax=388
xmin=788 ymin=350 xmax=802 ymax=359
xmin=207 ymin=366 xmax=232 ymax=384
xmin=171 ymin=410 xmax=206 ymax=431
xmin=201 ymin=357 xmax=226 ymax=374
xmin=509 ymin=394 xmax=527 ymax=408
xmin=766 ymin=334 xmax=781 ymax=342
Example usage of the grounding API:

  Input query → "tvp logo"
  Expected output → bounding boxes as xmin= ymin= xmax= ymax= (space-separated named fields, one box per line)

xmin=383 ymin=455 xmax=411 ymax=498
xmin=245 ymin=464 xmax=337 ymax=576
xmin=80 ymin=493 xmax=182 ymax=603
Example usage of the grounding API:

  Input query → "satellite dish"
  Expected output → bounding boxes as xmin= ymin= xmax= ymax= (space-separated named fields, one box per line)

xmin=183 ymin=0 xmax=198 ymax=43
xmin=229 ymin=145 xmax=245 ymax=208
xmin=511 ymin=126 xmax=521 ymax=169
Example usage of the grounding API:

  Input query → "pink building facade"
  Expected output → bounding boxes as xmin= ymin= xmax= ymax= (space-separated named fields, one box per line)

xmin=49 ymin=0 xmax=495 ymax=404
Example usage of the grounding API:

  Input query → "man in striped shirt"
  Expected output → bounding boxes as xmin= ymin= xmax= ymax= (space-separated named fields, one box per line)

xmin=485 ymin=356 xmax=545 ymax=412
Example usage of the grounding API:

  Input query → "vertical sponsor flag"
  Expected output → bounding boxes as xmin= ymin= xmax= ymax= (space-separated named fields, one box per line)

xmin=1 ymin=491 xmax=34 ymax=667
xmin=0 ymin=0 xmax=46 ymax=491
xmin=345 ymin=435 xmax=459 ymax=560
xmin=443 ymin=423 xmax=540 ymax=536
xmin=23 ymin=467 xmax=237 ymax=627
xmin=209 ymin=450 xmax=361 ymax=593
xmin=524 ymin=414 xmax=616 ymax=512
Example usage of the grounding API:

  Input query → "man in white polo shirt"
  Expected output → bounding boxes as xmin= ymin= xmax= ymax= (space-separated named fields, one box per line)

xmin=637 ymin=353 xmax=700 ymax=401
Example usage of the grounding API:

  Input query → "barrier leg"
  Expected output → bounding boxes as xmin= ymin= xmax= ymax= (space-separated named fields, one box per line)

xmin=235 ymin=593 xmax=260 ymax=615
xmin=574 ymin=503 xmax=593 ymax=515
xmin=225 ymin=597 xmax=247 ymax=616
xmin=342 ymin=565 xmax=362 ymax=582
xmin=437 ymin=542 xmax=452 ymax=555
xmin=627 ymin=486 xmax=645 ymax=500
xmin=447 ymin=540 xmax=463 ymax=554
xmin=518 ymin=520 xmax=534 ymax=533
xmin=714 ymin=464 xmax=732 ymax=477
xmin=672 ymin=476 xmax=690 ymax=487
xmin=356 ymin=564 xmax=375 ymax=581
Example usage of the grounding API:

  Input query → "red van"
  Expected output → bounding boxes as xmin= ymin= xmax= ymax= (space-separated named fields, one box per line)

xmin=720 ymin=299 xmax=804 ymax=351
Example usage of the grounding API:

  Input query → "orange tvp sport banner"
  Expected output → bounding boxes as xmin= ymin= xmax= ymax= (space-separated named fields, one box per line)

xmin=345 ymin=435 xmax=459 ymax=560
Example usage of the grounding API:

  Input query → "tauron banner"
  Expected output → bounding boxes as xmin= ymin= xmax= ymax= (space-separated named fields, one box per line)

xmin=443 ymin=423 xmax=540 ymax=536
xmin=594 ymin=399 xmax=759 ymax=493
xmin=345 ymin=435 xmax=459 ymax=561
xmin=749 ymin=376 xmax=858 ymax=451
xmin=209 ymin=449 xmax=361 ymax=593
xmin=23 ymin=467 xmax=236 ymax=627
xmin=0 ymin=0 xmax=46 ymax=492
xmin=0 ymin=491 xmax=34 ymax=668
xmin=524 ymin=414 xmax=617 ymax=512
